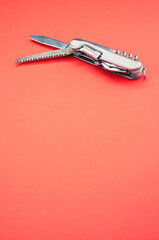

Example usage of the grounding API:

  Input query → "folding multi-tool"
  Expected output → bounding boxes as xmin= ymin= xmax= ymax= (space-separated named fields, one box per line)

xmin=16 ymin=36 xmax=146 ymax=79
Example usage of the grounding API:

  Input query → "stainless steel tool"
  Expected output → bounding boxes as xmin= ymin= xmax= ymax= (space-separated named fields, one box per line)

xmin=16 ymin=36 xmax=146 ymax=79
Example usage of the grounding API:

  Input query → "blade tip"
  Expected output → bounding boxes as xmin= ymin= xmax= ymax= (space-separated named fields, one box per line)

xmin=30 ymin=35 xmax=42 ymax=39
xmin=15 ymin=58 xmax=24 ymax=64
xmin=30 ymin=35 xmax=36 ymax=39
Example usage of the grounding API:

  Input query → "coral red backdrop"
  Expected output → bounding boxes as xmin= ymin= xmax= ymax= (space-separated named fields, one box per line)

xmin=1 ymin=0 xmax=159 ymax=239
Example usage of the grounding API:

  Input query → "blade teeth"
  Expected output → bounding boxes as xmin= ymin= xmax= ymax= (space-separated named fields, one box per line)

xmin=16 ymin=48 xmax=72 ymax=63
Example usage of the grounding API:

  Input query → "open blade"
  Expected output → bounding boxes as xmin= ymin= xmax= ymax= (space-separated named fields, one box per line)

xmin=30 ymin=36 xmax=69 ymax=49
xmin=15 ymin=47 xmax=73 ymax=64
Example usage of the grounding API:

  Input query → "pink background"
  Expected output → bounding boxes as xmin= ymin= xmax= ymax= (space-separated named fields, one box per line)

xmin=1 ymin=0 xmax=159 ymax=239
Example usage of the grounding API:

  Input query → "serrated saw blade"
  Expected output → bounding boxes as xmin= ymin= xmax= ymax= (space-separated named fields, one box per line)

xmin=15 ymin=47 xmax=73 ymax=64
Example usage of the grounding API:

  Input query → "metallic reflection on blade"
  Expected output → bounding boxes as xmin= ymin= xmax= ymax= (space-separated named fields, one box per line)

xmin=30 ymin=36 xmax=69 ymax=49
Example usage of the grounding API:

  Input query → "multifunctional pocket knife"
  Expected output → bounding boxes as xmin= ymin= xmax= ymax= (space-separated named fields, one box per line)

xmin=16 ymin=36 xmax=146 ymax=79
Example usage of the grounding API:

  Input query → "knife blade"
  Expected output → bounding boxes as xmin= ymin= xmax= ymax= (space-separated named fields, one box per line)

xmin=15 ymin=47 xmax=73 ymax=63
xmin=30 ymin=36 xmax=69 ymax=49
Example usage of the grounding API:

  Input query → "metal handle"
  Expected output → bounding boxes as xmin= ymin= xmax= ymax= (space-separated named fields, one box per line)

xmin=70 ymin=38 xmax=144 ymax=79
